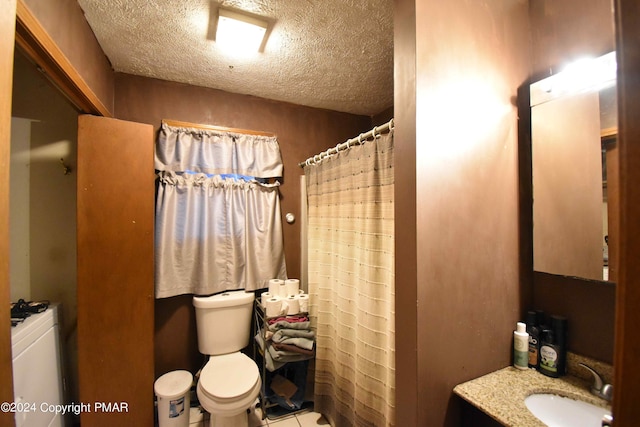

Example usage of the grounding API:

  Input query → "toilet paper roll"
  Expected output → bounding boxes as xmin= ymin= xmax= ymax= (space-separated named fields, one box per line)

xmin=268 ymin=279 xmax=284 ymax=296
xmin=285 ymin=279 xmax=300 ymax=297
xmin=265 ymin=298 xmax=282 ymax=317
xmin=286 ymin=296 xmax=300 ymax=315
xmin=260 ymin=292 xmax=274 ymax=307
xmin=277 ymin=281 xmax=288 ymax=298
xmin=297 ymin=294 xmax=309 ymax=313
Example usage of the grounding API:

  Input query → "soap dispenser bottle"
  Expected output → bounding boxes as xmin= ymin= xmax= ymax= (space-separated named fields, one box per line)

xmin=513 ymin=321 xmax=529 ymax=370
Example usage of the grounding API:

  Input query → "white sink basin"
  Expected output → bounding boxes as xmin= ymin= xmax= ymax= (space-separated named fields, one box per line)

xmin=524 ymin=393 xmax=611 ymax=427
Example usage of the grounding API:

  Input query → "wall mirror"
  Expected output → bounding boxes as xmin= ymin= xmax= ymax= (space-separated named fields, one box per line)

xmin=530 ymin=51 xmax=617 ymax=282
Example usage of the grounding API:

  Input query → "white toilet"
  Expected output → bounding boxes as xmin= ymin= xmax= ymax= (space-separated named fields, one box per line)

xmin=193 ymin=290 xmax=261 ymax=427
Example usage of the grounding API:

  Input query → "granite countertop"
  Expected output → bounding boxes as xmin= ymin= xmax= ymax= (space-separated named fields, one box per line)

xmin=453 ymin=366 xmax=612 ymax=426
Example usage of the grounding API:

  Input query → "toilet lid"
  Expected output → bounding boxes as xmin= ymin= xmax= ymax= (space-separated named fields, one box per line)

xmin=199 ymin=353 xmax=259 ymax=399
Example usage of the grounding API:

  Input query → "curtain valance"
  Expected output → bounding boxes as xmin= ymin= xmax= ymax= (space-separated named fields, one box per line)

xmin=155 ymin=122 xmax=283 ymax=178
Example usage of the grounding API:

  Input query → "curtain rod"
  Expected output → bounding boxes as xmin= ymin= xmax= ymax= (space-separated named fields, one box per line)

xmin=162 ymin=119 xmax=276 ymax=137
xmin=298 ymin=118 xmax=394 ymax=168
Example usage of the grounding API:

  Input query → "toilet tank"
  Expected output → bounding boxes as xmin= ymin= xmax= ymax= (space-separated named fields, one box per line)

xmin=193 ymin=291 xmax=254 ymax=355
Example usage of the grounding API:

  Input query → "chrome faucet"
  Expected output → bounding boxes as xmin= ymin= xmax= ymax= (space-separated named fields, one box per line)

xmin=579 ymin=363 xmax=613 ymax=401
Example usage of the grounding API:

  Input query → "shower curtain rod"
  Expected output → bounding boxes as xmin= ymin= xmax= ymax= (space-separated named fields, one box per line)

xmin=298 ymin=118 xmax=394 ymax=167
xmin=162 ymin=119 xmax=276 ymax=137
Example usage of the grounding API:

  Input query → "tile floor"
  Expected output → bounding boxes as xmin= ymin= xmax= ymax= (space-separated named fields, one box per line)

xmin=188 ymin=402 xmax=330 ymax=427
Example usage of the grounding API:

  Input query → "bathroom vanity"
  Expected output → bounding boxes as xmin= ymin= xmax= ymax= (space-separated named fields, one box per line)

xmin=454 ymin=354 xmax=612 ymax=426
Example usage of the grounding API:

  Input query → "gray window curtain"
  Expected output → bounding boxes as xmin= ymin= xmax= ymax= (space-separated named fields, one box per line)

xmin=155 ymin=123 xmax=287 ymax=298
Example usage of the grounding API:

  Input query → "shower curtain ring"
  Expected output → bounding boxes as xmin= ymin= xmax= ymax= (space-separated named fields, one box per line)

xmin=358 ymin=134 xmax=363 ymax=144
xmin=372 ymin=126 xmax=378 ymax=138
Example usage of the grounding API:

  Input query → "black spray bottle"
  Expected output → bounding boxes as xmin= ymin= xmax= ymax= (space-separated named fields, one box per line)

xmin=539 ymin=315 xmax=568 ymax=378
xmin=525 ymin=311 xmax=541 ymax=369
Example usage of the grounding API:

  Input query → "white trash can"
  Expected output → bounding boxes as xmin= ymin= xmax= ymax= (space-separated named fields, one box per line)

xmin=154 ymin=370 xmax=193 ymax=427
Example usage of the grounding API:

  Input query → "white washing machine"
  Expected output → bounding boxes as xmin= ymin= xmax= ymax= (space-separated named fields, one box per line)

xmin=11 ymin=304 xmax=65 ymax=427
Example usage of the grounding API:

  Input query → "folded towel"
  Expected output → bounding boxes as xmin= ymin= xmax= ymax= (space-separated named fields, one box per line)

xmin=268 ymin=320 xmax=311 ymax=332
xmin=266 ymin=324 xmax=314 ymax=341
xmin=255 ymin=332 xmax=313 ymax=371
xmin=267 ymin=342 xmax=310 ymax=361
xmin=272 ymin=342 xmax=315 ymax=356
xmin=272 ymin=330 xmax=315 ymax=350
xmin=272 ymin=328 xmax=315 ymax=340
xmin=267 ymin=315 xmax=308 ymax=325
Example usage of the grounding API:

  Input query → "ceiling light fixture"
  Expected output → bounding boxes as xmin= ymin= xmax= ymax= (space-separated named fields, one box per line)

xmin=211 ymin=6 xmax=271 ymax=54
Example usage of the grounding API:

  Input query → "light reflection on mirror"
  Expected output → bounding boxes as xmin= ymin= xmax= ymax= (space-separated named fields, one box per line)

xmin=534 ymin=52 xmax=616 ymax=101
xmin=530 ymin=51 xmax=617 ymax=282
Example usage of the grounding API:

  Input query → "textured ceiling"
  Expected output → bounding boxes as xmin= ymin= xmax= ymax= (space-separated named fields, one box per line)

xmin=76 ymin=0 xmax=394 ymax=116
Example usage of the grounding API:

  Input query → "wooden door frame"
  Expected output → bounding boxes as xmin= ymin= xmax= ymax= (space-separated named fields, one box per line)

xmin=0 ymin=2 xmax=113 ymax=426
xmin=14 ymin=0 xmax=111 ymax=117
xmin=612 ymin=0 xmax=640 ymax=425
xmin=0 ymin=1 xmax=18 ymax=424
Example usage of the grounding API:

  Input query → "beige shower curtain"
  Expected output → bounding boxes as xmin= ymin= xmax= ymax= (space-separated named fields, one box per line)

xmin=305 ymin=130 xmax=395 ymax=427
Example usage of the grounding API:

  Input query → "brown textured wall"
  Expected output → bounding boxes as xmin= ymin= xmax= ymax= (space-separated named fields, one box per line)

xmin=412 ymin=1 xmax=530 ymax=425
xmin=529 ymin=0 xmax=615 ymax=76
xmin=529 ymin=0 xmax=617 ymax=364
xmin=113 ymin=73 xmax=374 ymax=376
xmin=532 ymin=272 xmax=615 ymax=363
xmin=393 ymin=0 xmax=418 ymax=425
xmin=394 ymin=1 xmax=424 ymax=426
xmin=0 ymin=1 xmax=17 ymax=426
xmin=22 ymin=0 xmax=114 ymax=112
xmin=372 ymin=106 xmax=394 ymax=125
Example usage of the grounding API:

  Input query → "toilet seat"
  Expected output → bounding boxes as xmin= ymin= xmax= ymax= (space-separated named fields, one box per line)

xmin=199 ymin=352 xmax=259 ymax=400
xmin=196 ymin=352 xmax=261 ymax=417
